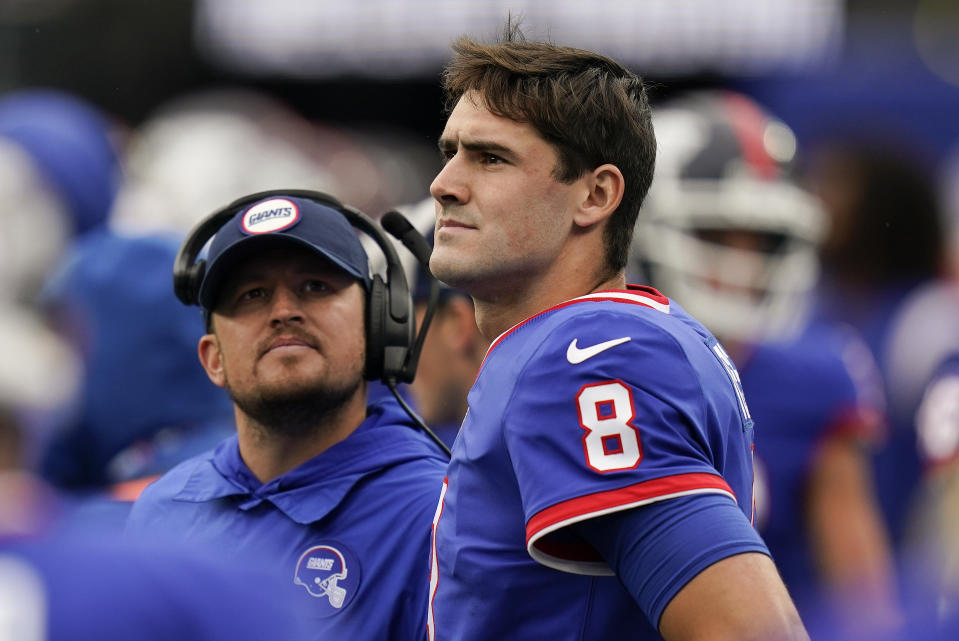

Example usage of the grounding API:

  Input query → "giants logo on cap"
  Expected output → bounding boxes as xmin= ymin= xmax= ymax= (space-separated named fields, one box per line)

xmin=241 ymin=198 xmax=301 ymax=234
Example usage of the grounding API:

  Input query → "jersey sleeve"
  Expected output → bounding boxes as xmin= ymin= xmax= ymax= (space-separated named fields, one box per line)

xmin=502 ymin=309 xmax=748 ymax=574
xmin=813 ymin=322 xmax=887 ymax=447
xmin=573 ymin=493 xmax=769 ymax=627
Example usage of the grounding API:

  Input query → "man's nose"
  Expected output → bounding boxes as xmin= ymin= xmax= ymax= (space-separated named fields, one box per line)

xmin=269 ymin=286 xmax=304 ymax=325
xmin=430 ymin=156 xmax=468 ymax=206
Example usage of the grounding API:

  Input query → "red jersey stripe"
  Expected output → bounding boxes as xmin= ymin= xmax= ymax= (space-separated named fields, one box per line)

xmin=526 ymin=472 xmax=736 ymax=546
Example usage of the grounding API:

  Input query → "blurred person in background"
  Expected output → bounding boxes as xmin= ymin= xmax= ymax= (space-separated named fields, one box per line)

xmin=109 ymin=88 xmax=338 ymax=235
xmin=109 ymin=87 xmax=437 ymax=238
xmin=0 ymin=304 xmax=80 ymax=537
xmin=127 ymin=192 xmax=448 ymax=640
xmin=35 ymin=231 xmax=235 ymax=530
xmin=899 ymin=352 xmax=959 ymax=638
xmin=802 ymin=141 xmax=959 ymax=557
xmin=0 ymin=88 xmax=127 ymax=501
xmin=0 ymin=88 xmax=123 ymax=306
xmin=630 ymin=90 xmax=901 ymax=641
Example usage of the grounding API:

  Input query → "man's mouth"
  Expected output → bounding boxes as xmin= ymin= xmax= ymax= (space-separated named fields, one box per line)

xmin=261 ymin=335 xmax=317 ymax=356
xmin=437 ymin=217 xmax=475 ymax=230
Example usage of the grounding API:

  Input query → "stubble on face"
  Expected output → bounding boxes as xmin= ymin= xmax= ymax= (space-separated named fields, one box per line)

xmin=220 ymin=329 xmax=366 ymax=441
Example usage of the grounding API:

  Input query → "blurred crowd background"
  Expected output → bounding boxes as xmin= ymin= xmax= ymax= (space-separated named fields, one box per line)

xmin=1 ymin=0 xmax=959 ymax=639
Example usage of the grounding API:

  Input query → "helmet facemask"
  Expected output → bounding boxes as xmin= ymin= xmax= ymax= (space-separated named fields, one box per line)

xmin=630 ymin=92 xmax=826 ymax=343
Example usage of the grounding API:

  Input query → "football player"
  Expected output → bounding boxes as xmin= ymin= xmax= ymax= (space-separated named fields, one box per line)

xmin=426 ymin=26 xmax=808 ymax=641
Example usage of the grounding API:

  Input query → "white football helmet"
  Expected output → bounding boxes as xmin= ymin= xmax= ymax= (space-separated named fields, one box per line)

xmin=630 ymin=90 xmax=826 ymax=342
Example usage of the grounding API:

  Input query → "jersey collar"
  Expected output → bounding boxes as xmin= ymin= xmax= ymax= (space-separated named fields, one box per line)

xmin=485 ymin=284 xmax=670 ymax=360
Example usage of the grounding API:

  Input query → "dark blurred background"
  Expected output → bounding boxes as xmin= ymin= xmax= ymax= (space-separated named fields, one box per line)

xmin=2 ymin=4 xmax=959 ymax=635
xmin=1 ymin=1 xmax=954 ymax=164
xmin=2 ymin=0 xmax=957 ymax=228
xmin=1 ymin=4 xmax=954 ymax=128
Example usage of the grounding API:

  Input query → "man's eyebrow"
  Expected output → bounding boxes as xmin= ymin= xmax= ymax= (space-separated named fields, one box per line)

xmin=438 ymin=137 xmax=515 ymax=156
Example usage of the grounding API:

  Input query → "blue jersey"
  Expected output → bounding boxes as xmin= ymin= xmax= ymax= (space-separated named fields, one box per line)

xmin=429 ymin=286 xmax=761 ymax=641
xmin=812 ymin=281 xmax=959 ymax=547
xmin=126 ymin=398 xmax=447 ymax=641
xmin=743 ymin=320 xmax=884 ymax=629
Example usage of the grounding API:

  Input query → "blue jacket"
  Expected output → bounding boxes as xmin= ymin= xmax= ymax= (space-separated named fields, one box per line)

xmin=127 ymin=398 xmax=448 ymax=641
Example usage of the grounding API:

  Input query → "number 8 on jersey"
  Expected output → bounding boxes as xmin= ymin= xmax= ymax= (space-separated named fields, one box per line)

xmin=577 ymin=380 xmax=642 ymax=472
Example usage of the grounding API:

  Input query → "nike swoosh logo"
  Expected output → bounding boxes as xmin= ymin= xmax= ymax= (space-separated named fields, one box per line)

xmin=566 ymin=337 xmax=631 ymax=364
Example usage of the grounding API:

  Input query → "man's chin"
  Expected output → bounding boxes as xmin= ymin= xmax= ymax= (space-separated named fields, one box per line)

xmin=256 ymin=354 xmax=321 ymax=378
xmin=253 ymin=361 xmax=330 ymax=390
xmin=429 ymin=258 xmax=477 ymax=293
xmin=227 ymin=373 xmax=364 ymax=439
xmin=254 ymin=380 xmax=325 ymax=404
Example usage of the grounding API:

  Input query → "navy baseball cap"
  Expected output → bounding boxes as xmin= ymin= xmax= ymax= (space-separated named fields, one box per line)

xmin=197 ymin=195 xmax=371 ymax=311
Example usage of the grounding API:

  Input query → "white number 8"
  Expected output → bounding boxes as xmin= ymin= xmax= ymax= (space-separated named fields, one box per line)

xmin=576 ymin=381 xmax=642 ymax=472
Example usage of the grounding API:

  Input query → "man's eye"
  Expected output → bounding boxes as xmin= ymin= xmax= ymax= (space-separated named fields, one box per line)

xmin=304 ymin=280 xmax=331 ymax=293
xmin=239 ymin=287 xmax=266 ymax=301
xmin=481 ymin=153 xmax=504 ymax=165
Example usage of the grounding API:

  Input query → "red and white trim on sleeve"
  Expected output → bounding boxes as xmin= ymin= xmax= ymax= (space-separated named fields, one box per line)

xmin=526 ymin=472 xmax=736 ymax=575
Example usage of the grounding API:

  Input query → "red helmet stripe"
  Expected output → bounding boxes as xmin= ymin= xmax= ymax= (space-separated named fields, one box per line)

xmin=720 ymin=91 xmax=779 ymax=180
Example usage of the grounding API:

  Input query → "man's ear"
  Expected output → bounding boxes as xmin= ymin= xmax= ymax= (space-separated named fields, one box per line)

xmin=573 ymin=163 xmax=625 ymax=228
xmin=198 ymin=333 xmax=227 ymax=388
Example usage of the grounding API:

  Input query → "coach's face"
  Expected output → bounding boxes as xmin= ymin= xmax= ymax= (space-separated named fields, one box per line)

xmin=429 ymin=90 xmax=584 ymax=299
xmin=198 ymin=246 xmax=366 ymax=413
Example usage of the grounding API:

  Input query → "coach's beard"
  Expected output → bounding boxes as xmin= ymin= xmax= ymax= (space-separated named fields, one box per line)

xmin=227 ymin=374 xmax=363 ymax=441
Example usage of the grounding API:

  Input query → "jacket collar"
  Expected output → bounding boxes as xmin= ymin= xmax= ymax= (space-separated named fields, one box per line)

xmin=171 ymin=399 xmax=440 ymax=524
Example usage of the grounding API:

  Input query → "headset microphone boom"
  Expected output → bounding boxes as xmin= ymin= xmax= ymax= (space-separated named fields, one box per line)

xmin=380 ymin=208 xmax=450 ymax=457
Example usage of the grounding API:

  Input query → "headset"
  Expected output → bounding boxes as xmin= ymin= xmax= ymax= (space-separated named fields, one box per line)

xmin=173 ymin=188 xmax=450 ymax=457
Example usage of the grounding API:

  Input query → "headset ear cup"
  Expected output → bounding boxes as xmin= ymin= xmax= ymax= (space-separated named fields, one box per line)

xmin=365 ymin=274 xmax=387 ymax=380
xmin=173 ymin=259 xmax=206 ymax=306
xmin=187 ymin=260 xmax=206 ymax=306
